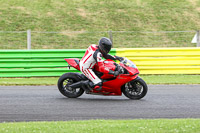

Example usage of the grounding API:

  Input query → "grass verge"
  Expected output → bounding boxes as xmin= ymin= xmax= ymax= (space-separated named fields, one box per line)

xmin=1 ymin=0 xmax=200 ymax=48
xmin=0 ymin=77 xmax=59 ymax=86
xmin=141 ymin=74 xmax=200 ymax=84
xmin=0 ymin=75 xmax=200 ymax=86
xmin=0 ymin=119 xmax=200 ymax=133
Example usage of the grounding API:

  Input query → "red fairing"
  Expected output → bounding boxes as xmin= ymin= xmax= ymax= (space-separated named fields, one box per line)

xmin=94 ymin=59 xmax=139 ymax=81
xmin=65 ymin=58 xmax=80 ymax=71
xmin=120 ymin=63 xmax=140 ymax=75
xmin=94 ymin=62 xmax=108 ymax=73
xmin=98 ymin=74 xmax=138 ymax=95
xmin=94 ymin=59 xmax=116 ymax=79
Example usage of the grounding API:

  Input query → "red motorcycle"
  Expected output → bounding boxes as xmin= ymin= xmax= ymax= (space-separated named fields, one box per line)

xmin=57 ymin=57 xmax=148 ymax=100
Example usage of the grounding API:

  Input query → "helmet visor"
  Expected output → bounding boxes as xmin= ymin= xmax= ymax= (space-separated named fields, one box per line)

xmin=100 ymin=44 xmax=111 ymax=54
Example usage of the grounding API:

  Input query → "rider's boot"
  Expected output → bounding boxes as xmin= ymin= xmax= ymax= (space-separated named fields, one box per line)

xmin=83 ymin=81 xmax=103 ymax=91
xmin=93 ymin=82 xmax=103 ymax=91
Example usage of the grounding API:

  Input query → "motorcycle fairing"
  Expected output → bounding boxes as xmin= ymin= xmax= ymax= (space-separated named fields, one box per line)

xmin=64 ymin=58 xmax=140 ymax=96
xmin=119 ymin=63 xmax=140 ymax=75
xmin=65 ymin=58 xmax=80 ymax=71
xmin=92 ymin=74 xmax=138 ymax=96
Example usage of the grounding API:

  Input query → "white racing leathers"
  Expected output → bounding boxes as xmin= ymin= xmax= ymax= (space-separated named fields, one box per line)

xmin=79 ymin=44 xmax=116 ymax=85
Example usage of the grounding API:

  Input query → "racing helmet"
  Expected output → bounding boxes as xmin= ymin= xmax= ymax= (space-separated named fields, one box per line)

xmin=98 ymin=37 xmax=112 ymax=55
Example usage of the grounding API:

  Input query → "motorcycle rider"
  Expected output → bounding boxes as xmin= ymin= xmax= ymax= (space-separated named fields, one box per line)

xmin=79 ymin=37 xmax=124 ymax=91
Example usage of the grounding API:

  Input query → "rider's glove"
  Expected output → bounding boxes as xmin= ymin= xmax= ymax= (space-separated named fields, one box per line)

xmin=114 ymin=71 xmax=119 ymax=77
xmin=108 ymin=70 xmax=119 ymax=77
xmin=115 ymin=56 xmax=124 ymax=61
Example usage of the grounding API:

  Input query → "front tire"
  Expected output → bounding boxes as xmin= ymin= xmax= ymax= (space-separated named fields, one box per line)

xmin=57 ymin=73 xmax=84 ymax=98
xmin=122 ymin=77 xmax=148 ymax=100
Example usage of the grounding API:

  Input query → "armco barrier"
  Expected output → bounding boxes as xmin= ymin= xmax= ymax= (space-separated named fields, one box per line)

xmin=0 ymin=48 xmax=200 ymax=77
xmin=116 ymin=47 xmax=200 ymax=74
xmin=0 ymin=49 xmax=116 ymax=77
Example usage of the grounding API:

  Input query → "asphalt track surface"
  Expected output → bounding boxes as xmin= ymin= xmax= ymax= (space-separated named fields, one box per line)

xmin=0 ymin=85 xmax=200 ymax=122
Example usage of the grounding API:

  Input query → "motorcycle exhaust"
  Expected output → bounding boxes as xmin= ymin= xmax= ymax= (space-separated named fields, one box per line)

xmin=69 ymin=80 xmax=93 ymax=92
xmin=69 ymin=81 xmax=83 ymax=88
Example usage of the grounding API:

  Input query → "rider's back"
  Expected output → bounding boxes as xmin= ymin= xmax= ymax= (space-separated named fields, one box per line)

xmin=80 ymin=44 xmax=98 ymax=71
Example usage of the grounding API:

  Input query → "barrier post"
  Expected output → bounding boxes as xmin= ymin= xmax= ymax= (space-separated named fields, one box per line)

xmin=197 ymin=30 xmax=200 ymax=47
xmin=27 ymin=29 xmax=31 ymax=50
xmin=108 ymin=31 xmax=113 ymax=47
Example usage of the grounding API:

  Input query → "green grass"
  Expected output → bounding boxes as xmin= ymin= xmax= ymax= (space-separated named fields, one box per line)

xmin=0 ymin=0 xmax=200 ymax=49
xmin=0 ymin=75 xmax=200 ymax=85
xmin=0 ymin=77 xmax=59 ymax=86
xmin=141 ymin=75 xmax=200 ymax=84
xmin=0 ymin=119 xmax=200 ymax=133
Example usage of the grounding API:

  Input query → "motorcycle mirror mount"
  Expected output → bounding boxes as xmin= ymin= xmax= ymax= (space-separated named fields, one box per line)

xmin=121 ymin=57 xmax=127 ymax=64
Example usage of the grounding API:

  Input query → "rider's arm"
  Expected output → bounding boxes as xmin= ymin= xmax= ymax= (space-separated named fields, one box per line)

xmin=103 ymin=54 xmax=116 ymax=60
xmin=96 ymin=53 xmax=120 ymax=77
xmin=95 ymin=52 xmax=110 ymax=74
xmin=104 ymin=54 xmax=124 ymax=61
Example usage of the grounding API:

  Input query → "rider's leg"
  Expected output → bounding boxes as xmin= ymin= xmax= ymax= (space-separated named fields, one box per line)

xmin=81 ymin=68 xmax=102 ymax=90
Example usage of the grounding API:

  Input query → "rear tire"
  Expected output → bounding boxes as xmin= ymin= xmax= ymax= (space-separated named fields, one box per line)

xmin=57 ymin=73 xmax=84 ymax=98
xmin=122 ymin=77 xmax=148 ymax=100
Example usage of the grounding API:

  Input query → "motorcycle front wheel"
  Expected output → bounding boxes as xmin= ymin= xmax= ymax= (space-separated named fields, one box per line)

xmin=122 ymin=77 xmax=148 ymax=100
xmin=57 ymin=73 xmax=84 ymax=98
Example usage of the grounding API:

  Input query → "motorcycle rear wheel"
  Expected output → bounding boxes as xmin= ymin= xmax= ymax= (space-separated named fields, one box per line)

xmin=57 ymin=73 xmax=84 ymax=98
xmin=122 ymin=77 xmax=148 ymax=100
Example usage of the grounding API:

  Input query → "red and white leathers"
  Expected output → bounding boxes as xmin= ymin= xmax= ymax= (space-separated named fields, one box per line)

xmin=80 ymin=44 xmax=116 ymax=85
